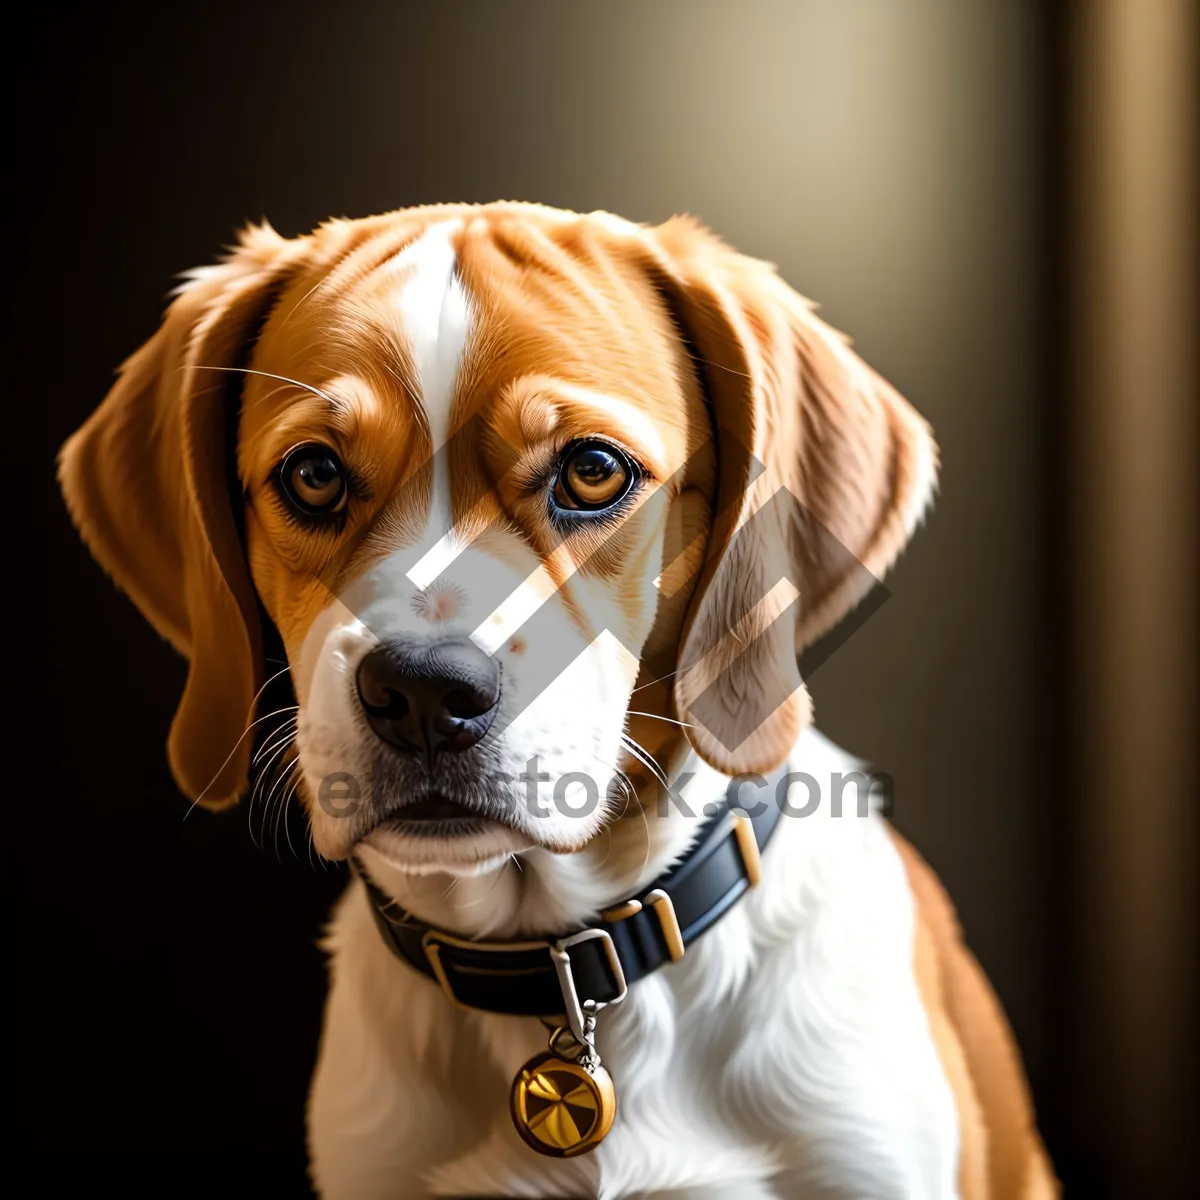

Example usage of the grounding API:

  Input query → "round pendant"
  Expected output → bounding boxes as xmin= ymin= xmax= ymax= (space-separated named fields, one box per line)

xmin=510 ymin=1052 xmax=616 ymax=1157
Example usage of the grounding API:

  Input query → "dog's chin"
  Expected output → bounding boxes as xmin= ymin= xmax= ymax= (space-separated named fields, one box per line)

xmin=357 ymin=805 xmax=535 ymax=877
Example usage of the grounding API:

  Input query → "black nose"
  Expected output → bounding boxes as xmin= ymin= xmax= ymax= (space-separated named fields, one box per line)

xmin=356 ymin=636 xmax=501 ymax=763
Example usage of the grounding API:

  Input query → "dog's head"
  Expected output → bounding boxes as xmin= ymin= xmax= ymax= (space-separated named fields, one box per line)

xmin=60 ymin=203 xmax=935 ymax=875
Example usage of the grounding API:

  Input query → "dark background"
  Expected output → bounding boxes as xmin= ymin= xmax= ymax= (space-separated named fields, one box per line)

xmin=9 ymin=2 xmax=1196 ymax=1196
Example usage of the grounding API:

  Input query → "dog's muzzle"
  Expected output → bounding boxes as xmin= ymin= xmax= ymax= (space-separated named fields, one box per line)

xmin=356 ymin=635 xmax=500 ymax=766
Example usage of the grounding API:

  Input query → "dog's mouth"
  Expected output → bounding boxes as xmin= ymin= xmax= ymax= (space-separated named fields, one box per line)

xmin=360 ymin=791 xmax=516 ymax=842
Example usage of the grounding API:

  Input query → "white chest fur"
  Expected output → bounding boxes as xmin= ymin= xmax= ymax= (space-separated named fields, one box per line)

xmin=306 ymin=729 xmax=960 ymax=1199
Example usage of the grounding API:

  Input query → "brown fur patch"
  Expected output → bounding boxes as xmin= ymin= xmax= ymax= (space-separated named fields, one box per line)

xmin=890 ymin=827 xmax=1059 ymax=1198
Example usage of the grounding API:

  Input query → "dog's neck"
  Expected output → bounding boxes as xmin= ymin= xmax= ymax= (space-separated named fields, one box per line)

xmin=356 ymin=739 xmax=730 ymax=941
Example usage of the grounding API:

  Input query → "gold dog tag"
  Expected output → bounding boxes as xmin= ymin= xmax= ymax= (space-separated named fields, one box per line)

xmin=510 ymin=1052 xmax=616 ymax=1157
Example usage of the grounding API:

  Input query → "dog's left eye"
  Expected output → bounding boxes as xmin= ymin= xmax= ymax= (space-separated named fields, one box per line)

xmin=278 ymin=444 xmax=348 ymax=515
xmin=553 ymin=441 xmax=636 ymax=513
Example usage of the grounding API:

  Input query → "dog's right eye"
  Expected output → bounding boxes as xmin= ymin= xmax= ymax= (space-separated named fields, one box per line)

xmin=278 ymin=444 xmax=348 ymax=516
xmin=552 ymin=440 xmax=637 ymax=514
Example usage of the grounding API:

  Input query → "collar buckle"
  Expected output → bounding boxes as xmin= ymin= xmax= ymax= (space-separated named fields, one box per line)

xmin=420 ymin=925 xmax=627 ymax=1041
xmin=550 ymin=928 xmax=627 ymax=1043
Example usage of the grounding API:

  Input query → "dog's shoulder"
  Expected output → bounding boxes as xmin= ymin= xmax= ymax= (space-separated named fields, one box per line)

xmin=888 ymin=828 xmax=1058 ymax=1199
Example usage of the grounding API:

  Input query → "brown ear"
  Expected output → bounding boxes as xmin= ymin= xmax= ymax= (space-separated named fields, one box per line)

xmin=644 ymin=217 xmax=938 ymax=775
xmin=58 ymin=224 xmax=309 ymax=809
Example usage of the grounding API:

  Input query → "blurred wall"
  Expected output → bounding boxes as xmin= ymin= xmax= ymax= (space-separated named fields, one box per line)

xmin=1065 ymin=1 xmax=1198 ymax=1194
xmin=14 ymin=0 xmax=1066 ymax=1189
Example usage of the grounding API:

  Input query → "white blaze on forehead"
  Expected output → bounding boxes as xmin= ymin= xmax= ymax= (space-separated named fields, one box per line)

xmin=392 ymin=220 xmax=472 ymax=451
xmin=388 ymin=222 xmax=474 ymax=589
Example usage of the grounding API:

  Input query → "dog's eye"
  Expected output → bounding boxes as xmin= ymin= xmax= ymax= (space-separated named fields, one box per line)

xmin=279 ymin=444 xmax=348 ymax=515
xmin=553 ymin=441 xmax=634 ymax=512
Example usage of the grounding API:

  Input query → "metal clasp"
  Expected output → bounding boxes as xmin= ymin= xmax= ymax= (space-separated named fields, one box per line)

xmin=549 ymin=929 xmax=627 ymax=1043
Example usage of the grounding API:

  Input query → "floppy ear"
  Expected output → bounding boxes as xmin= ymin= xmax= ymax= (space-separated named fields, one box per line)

xmin=58 ymin=224 xmax=310 ymax=810
xmin=644 ymin=217 xmax=938 ymax=775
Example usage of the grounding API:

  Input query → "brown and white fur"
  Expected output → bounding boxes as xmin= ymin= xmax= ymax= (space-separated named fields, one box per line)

xmin=60 ymin=202 xmax=1056 ymax=1198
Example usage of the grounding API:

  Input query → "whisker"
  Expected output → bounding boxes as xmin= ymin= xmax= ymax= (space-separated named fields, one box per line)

xmin=248 ymin=787 xmax=264 ymax=853
xmin=280 ymin=765 xmax=304 ymax=862
xmin=446 ymin=858 xmax=515 ymax=910
xmin=627 ymin=710 xmax=694 ymax=729
xmin=269 ymin=751 xmax=299 ymax=862
xmin=247 ymin=719 xmax=298 ymax=848
xmin=617 ymin=733 xmax=675 ymax=880
xmin=251 ymin=731 xmax=299 ymax=853
xmin=589 ymin=757 xmax=651 ymax=882
xmin=252 ymin=736 xmax=299 ymax=837
xmin=633 ymin=789 xmax=652 ymax=881
xmin=275 ymin=275 xmax=333 ymax=331
xmin=631 ymin=669 xmax=677 ymax=694
xmin=190 ymin=365 xmax=343 ymax=411
xmin=620 ymin=733 xmax=671 ymax=791
xmin=591 ymin=825 xmax=615 ymax=873
xmin=183 ymin=665 xmax=295 ymax=819
xmin=252 ymin=716 xmax=299 ymax=768
xmin=680 ymin=349 xmax=753 ymax=381
xmin=243 ymin=379 xmax=299 ymax=413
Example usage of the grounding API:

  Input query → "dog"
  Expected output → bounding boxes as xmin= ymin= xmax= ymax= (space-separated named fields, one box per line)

xmin=60 ymin=202 xmax=1055 ymax=1198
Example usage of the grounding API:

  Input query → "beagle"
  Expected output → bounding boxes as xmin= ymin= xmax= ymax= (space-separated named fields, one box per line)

xmin=60 ymin=202 xmax=1056 ymax=1199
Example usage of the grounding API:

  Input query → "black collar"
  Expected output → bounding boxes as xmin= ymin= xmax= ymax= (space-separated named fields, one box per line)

xmin=356 ymin=764 xmax=786 ymax=1037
